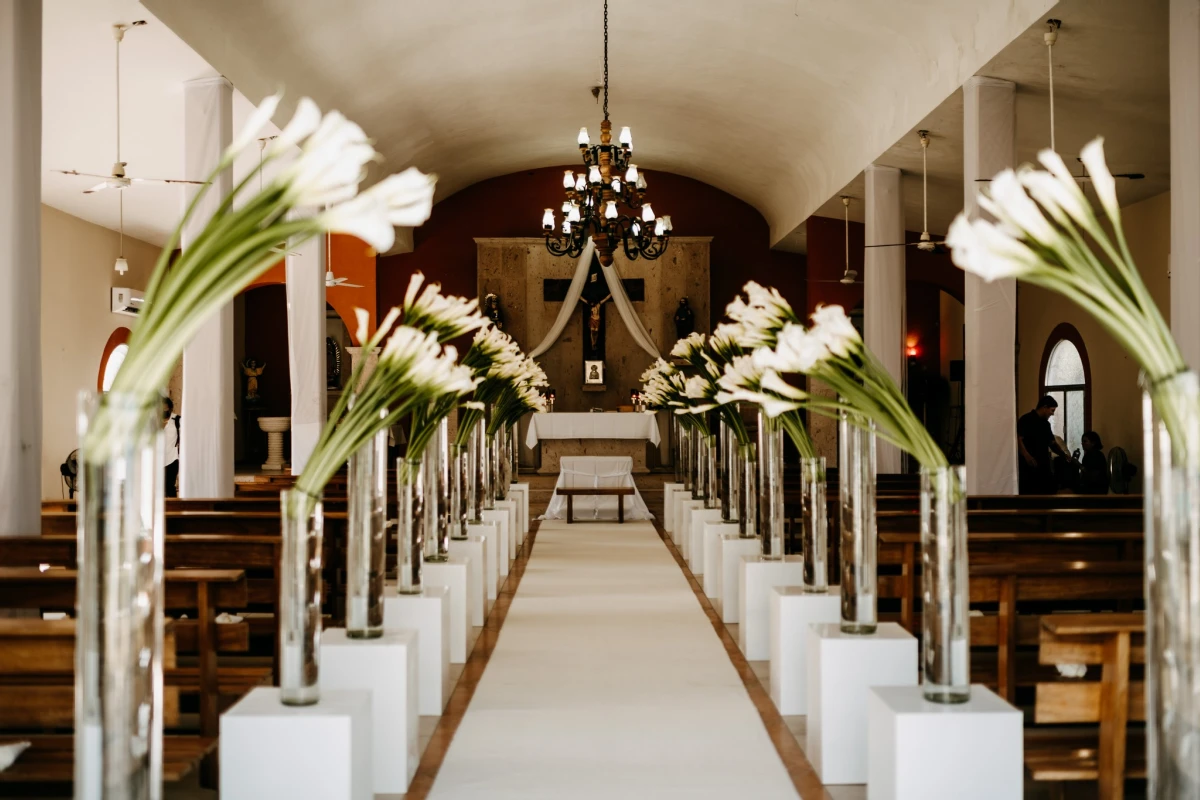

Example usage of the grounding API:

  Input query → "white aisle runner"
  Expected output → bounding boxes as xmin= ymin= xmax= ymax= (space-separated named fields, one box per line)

xmin=427 ymin=520 xmax=799 ymax=799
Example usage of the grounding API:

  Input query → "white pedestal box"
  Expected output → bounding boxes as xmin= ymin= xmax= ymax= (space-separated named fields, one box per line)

xmin=422 ymin=557 xmax=471 ymax=663
xmin=718 ymin=535 xmax=762 ymax=623
xmin=678 ymin=500 xmax=706 ymax=559
xmin=769 ymin=586 xmax=840 ymax=714
xmin=807 ymin=622 xmax=918 ymax=784
xmin=220 ymin=687 xmax=372 ymax=800
xmin=662 ymin=483 xmax=684 ymax=530
xmin=466 ymin=522 xmax=499 ymax=601
xmin=669 ymin=490 xmax=692 ymax=536
xmin=703 ymin=522 xmax=738 ymax=598
xmin=383 ymin=587 xmax=451 ymax=715
xmin=688 ymin=508 xmax=724 ymax=573
xmin=738 ymin=555 xmax=804 ymax=660
xmin=448 ymin=536 xmax=486 ymax=626
xmin=867 ymin=685 xmax=1023 ymax=800
xmin=509 ymin=482 xmax=530 ymax=535
xmin=482 ymin=509 xmax=511 ymax=577
xmin=319 ymin=629 xmax=419 ymax=792
xmin=495 ymin=499 xmax=519 ymax=556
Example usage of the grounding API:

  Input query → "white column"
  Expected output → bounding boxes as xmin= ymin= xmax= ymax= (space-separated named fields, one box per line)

xmin=1172 ymin=0 xmax=1200 ymax=367
xmin=287 ymin=229 xmax=327 ymax=473
xmin=963 ymin=76 xmax=1017 ymax=495
xmin=863 ymin=163 xmax=905 ymax=474
xmin=180 ymin=77 xmax=234 ymax=498
xmin=0 ymin=0 xmax=41 ymax=533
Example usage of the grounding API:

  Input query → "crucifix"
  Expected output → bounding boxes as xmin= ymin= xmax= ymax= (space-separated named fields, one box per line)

xmin=577 ymin=255 xmax=612 ymax=362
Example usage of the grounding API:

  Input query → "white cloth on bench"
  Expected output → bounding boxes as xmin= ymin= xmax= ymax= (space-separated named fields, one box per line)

xmin=542 ymin=456 xmax=653 ymax=521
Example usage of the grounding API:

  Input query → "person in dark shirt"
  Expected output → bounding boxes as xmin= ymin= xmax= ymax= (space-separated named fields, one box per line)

xmin=1078 ymin=430 xmax=1110 ymax=494
xmin=1017 ymin=395 xmax=1069 ymax=494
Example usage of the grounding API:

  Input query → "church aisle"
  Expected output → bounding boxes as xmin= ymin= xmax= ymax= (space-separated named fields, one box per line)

xmin=427 ymin=520 xmax=800 ymax=799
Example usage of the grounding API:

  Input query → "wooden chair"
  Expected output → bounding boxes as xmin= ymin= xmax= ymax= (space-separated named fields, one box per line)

xmin=1026 ymin=614 xmax=1146 ymax=800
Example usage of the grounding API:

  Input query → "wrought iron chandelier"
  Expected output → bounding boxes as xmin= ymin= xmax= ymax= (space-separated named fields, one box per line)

xmin=541 ymin=0 xmax=672 ymax=266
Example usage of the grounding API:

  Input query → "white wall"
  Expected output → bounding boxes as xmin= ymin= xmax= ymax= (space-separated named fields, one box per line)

xmin=40 ymin=204 xmax=161 ymax=499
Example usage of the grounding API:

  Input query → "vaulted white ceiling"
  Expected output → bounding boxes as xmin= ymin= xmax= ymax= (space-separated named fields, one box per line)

xmin=42 ymin=0 xmax=280 ymax=246
xmin=139 ymin=0 xmax=1056 ymax=249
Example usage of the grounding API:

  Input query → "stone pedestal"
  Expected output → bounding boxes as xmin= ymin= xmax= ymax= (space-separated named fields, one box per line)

xmin=383 ymin=588 xmax=451 ymax=715
xmin=769 ymin=586 xmax=841 ymax=714
xmin=482 ymin=509 xmax=511 ymax=578
xmin=508 ymin=482 xmax=530 ymax=534
xmin=807 ymin=622 xmax=918 ymax=784
xmin=422 ymin=557 xmax=471 ymax=663
xmin=688 ymin=508 xmax=724 ymax=572
xmin=662 ymin=483 xmax=685 ymax=530
xmin=868 ymin=685 xmax=1023 ymax=800
xmin=220 ymin=687 xmax=371 ymax=800
xmin=448 ymin=536 xmax=486 ymax=626
xmin=495 ymin=499 xmax=519 ymax=555
xmin=258 ymin=416 xmax=291 ymax=471
xmin=703 ymin=522 xmax=739 ymax=598
xmin=467 ymin=521 xmax=499 ymax=600
xmin=738 ymin=555 xmax=804 ymax=660
xmin=319 ymin=629 xmax=418 ymax=793
xmin=719 ymin=535 xmax=762 ymax=623
xmin=537 ymin=438 xmax=649 ymax=474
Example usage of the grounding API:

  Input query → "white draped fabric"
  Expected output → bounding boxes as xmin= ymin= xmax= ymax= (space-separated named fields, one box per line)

xmin=528 ymin=238 xmax=660 ymax=360
xmin=541 ymin=456 xmax=653 ymax=521
xmin=525 ymin=412 xmax=661 ymax=448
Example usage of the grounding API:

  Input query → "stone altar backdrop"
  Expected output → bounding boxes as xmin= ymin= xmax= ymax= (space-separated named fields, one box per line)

xmin=476 ymin=237 xmax=711 ymax=466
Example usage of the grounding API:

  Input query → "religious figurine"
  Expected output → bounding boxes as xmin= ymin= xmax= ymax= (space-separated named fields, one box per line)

xmin=483 ymin=293 xmax=504 ymax=330
xmin=674 ymin=297 xmax=695 ymax=339
xmin=326 ymin=337 xmax=342 ymax=389
xmin=242 ymin=358 xmax=265 ymax=401
xmin=579 ymin=293 xmax=612 ymax=352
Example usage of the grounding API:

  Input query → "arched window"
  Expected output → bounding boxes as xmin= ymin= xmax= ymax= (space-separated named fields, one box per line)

xmin=1039 ymin=323 xmax=1091 ymax=455
xmin=97 ymin=327 xmax=132 ymax=392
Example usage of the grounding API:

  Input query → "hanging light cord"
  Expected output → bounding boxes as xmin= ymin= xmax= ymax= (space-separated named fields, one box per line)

xmin=1047 ymin=21 xmax=1058 ymax=152
xmin=602 ymin=0 xmax=609 ymax=121
xmin=115 ymin=30 xmax=121 ymax=165
xmin=921 ymin=135 xmax=928 ymax=234
xmin=115 ymin=29 xmax=123 ymax=258
xmin=843 ymin=197 xmax=850 ymax=273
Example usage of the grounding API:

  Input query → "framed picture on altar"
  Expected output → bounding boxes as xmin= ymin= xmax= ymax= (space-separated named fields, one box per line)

xmin=584 ymin=360 xmax=604 ymax=384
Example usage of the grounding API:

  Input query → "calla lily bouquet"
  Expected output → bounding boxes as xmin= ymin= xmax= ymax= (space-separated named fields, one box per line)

xmin=453 ymin=327 xmax=528 ymax=447
xmin=643 ymin=351 xmax=711 ymax=437
xmin=724 ymin=281 xmax=944 ymax=469
xmin=295 ymin=309 xmax=476 ymax=508
xmin=490 ymin=360 xmax=550 ymax=433
xmin=89 ymin=92 xmax=436 ymax=456
xmin=946 ymin=137 xmax=1189 ymax=448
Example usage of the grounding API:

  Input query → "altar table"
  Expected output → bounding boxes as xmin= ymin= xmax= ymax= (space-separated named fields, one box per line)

xmin=526 ymin=411 xmax=660 ymax=474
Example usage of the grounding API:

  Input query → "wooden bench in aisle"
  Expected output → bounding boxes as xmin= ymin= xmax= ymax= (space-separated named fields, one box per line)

xmin=1026 ymin=613 xmax=1146 ymax=800
xmin=557 ymin=486 xmax=636 ymax=523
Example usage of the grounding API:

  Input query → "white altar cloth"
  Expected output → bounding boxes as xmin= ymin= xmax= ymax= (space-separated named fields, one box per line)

xmin=541 ymin=456 xmax=653 ymax=521
xmin=525 ymin=412 xmax=661 ymax=448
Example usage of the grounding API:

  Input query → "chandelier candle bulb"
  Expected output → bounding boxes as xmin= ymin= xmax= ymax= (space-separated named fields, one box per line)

xmin=619 ymin=126 xmax=633 ymax=148
xmin=655 ymin=219 xmax=665 ymax=236
xmin=568 ymin=203 xmax=581 ymax=222
xmin=625 ymin=164 xmax=638 ymax=182
xmin=578 ymin=127 xmax=590 ymax=147
xmin=563 ymin=170 xmax=575 ymax=188
xmin=605 ymin=201 xmax=618 ymax=219
xmin=561 ymin=220 xmax=572 ymax=234
xmin=632 ymin=222 xmax=641 ymax=236
xmin=588 ymin=165 xmax=602 ymax=184
xmin=542 ymin=209 xmax=554 ymax=230
xmin=636 ymin=172 xmax=648 ymax=191
xmin=574 ymin=174 xmax=586 ymax=191
xmin=642 ymin=204 xmax=655 ymax=222
xmin=611 ymin=177 xmax=621 ymax=193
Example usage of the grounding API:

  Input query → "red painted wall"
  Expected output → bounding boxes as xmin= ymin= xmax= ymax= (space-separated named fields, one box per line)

xmin=376 ymin=167 xmax=806 ymax=324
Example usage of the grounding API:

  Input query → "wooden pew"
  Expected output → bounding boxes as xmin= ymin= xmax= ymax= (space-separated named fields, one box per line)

xmin=1026 ymin=614 xmax=1146 ymax=800
xmin=0 ymin=618 xmax=217 ymax=791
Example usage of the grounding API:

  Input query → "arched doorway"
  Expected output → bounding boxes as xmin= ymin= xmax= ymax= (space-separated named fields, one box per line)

xmin=1039 ymin=323 xmax=1091 ymax=456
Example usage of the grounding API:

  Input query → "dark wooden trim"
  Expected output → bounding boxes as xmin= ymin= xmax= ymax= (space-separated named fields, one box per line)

xmin=1037 ymin=322 xmax=1092 ymax=437
xmin=96 ymin=326 xmax=132 ymax=392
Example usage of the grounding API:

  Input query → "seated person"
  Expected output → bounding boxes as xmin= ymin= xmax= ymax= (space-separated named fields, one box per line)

xmin=1078 ymin=430 xmax=1110 ymax=495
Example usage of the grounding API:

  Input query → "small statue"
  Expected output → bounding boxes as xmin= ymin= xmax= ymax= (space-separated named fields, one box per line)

xmin=674 ymin=297 xmax=695 ymax=339
xmin=483 ymin=293 xmax=504 ymax=330
xmin=579 ymin=293 xmax=613 ymax=352
xmin=242 ymin=358 xmax=265 ymax=401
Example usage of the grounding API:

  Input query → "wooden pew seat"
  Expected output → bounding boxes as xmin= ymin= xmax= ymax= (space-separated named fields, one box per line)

xmin=0 ymin=735 xmax=217 ymax=785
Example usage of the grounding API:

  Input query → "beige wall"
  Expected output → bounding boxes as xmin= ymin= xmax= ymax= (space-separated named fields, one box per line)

xmin=1017 ymin=191 xmax=1170 ymax=488
xmin=40 ymin=205 xmax=161 ymax=499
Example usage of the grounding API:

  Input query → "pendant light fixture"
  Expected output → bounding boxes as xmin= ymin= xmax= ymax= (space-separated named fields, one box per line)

xmin=541 ymin=0 xmax=671 ymax=266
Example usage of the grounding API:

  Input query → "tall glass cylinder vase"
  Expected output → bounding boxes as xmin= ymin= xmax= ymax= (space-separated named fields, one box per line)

xmin=801 ymin=457 xmax=828 ymax=592
xmin=704 ymin=434 xmax=719 ymax=510
xmin=757 ymin=411 xmax=785 ymax=560
xmin=346 ymin=429 xmax=387 ymax=638
xmin=920 ymin=465 xmax=969 ymax=703
xmin=450 ymin=443 xmax=469 ymax=539
xmin=75 ymin=391 xmax=165 ymax=796
xmin=468 ymin=419 xmax=486 ymax=522
xmin=510 ymin=422 xmax=520 ymax=485
xmin=397 ymin=458 xmax=425 ymax=594
xmin=493 ymin=429 xmax=508 ymax=501
xmin=738 ymin=443 xmax=757 ymax=539
xmin=838 ymin=412 xmax=877 ymax=634
xmin=691 ymin=427 xmax=705 ymax=501
xmin=482 ymin=420 xmax=496 ymax=511
xmin=681 ymin=421 xmax=693 ymax=492
xmin=719 ymin=418 xmax=734 ymax=521
xmin=279 ymin=489 xmax=324 ymax=705
xmin=672 ymin=417 xmax=683 ymax=484
xmin=1144 ymin=371 xmax=1200 ymax=795
xmin=423 ymin=426 xmax=449 ymax=563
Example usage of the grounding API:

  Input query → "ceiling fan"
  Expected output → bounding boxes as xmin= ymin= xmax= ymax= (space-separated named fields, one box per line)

xmin=865 ymin=130 xmax=946 ymax=254
xmin=326 ymin=270 xmax=362 ymax=289
xmin=55 ymin=23 xmax=204 ymax=195
xmin=813 ymin=196 xmax=863 ymax=284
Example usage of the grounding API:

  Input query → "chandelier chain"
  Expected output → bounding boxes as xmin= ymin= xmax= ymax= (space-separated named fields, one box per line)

xmin=602 ymin=0 xmax=609 ymax=121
